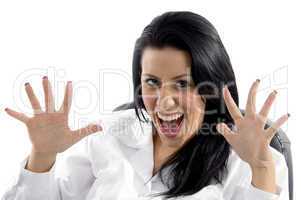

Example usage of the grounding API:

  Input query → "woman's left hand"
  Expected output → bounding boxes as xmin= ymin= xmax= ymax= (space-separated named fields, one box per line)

xmin=216 ymin=79 xmax=289 ymax=169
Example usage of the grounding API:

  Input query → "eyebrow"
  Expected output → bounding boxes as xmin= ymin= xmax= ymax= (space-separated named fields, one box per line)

xmin=142 ymin=73 xmax=190 ymax=80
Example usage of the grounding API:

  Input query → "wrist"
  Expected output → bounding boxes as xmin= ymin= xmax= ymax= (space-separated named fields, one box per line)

xmin=250 ymin=160 xmax=275 ymax=170
xmin=251 ymin=164 xmax=277 ymax=194
xmin=30 ymin=149 xmax=57 ymax=159
xmin=25 ymin=149 xmax=57 ymax=173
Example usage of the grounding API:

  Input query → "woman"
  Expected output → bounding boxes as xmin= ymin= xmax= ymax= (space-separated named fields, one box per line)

xmin=3 ymin=11 xmax=289 ymax=199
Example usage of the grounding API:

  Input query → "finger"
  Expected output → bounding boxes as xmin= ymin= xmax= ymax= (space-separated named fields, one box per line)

xmin=70 ymin=123 xmax=103 ymax=143
xmin=258 ymin=90 xmax=277 ymax=124
xmin=245 ymin=79 xmax=260 ymax=117
xmin=4 ymin=107 xmax=30 ymax=123
xmin=265 ymin=113 xmax=290 ymax=141
xmin=42 ymin=76 xmax=55 ymax=113
xmin=24 ymin=82 xmax=43 ymax=115
xmin=58 ymin=81 xmax=72 ymax=114
xmin=223 ymin=86 xmax=243 ymax=123
xmin=216 ymin=123 xmax=236 ymax=143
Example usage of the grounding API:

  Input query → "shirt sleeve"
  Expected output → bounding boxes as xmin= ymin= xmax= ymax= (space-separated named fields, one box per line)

xmin=241 ymin=183 xmax=284 ymax=200
xmin=1 ymin=138 xmax=95 ymax=200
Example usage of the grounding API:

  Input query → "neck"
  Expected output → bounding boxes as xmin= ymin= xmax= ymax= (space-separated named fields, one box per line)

xmin=152 ymin=128 xmax=179 ymax=156
xmin=152 ymin=130 xmax=179 ymax=176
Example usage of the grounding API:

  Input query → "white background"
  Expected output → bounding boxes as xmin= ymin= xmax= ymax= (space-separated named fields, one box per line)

xmin=0 ymin=0 xmax=299 ymax=198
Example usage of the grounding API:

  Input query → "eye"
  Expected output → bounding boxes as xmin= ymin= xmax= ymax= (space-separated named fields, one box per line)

xmin=144 ymin=78 xmax=160 ymax=87
xmin=176 ymin=80 xmax=189 ymax=89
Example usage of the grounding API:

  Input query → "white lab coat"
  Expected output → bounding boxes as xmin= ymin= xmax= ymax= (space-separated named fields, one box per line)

xmin=2 ymin=108 xmax=289 ymax=200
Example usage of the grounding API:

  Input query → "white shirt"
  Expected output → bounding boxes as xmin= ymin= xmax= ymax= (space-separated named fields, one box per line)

xmin=2 ymin=108 xmax=289 ymax=200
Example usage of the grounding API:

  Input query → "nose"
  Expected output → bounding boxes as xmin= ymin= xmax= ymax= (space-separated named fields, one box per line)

xmin=156 ymin=84 xmax=177 ymax=112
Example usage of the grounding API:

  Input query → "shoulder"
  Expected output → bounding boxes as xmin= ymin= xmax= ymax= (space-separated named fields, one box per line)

xmin=85 ymin=108 xmax=153 ymax=172
xmin=86 ymin=108 xmax=138 ymax=154
xmin=87 ymin=108 xmax=152 ymax=149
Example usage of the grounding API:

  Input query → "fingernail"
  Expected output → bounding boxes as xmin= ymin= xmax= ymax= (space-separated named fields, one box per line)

xmin=273 ymin=90 xmax=277 ymax=95
xmin=222 ymin=86 xmax=227 ymax=95
xmin=67 ymin=81 xmax=72 ymax=84
xmin=216 ymin=124 xmax=221 ymax=132
xmin=94 ymin=124 xmax=102 ymax=131
xmin=256 ymin=78 xmax=260 ymax=82
xmin=24 ymin=82 xmax=29 ymax=86
xmin=4 ymin=108 xmax=8 ymax=112
xmin=43 ymin=76 xmax=48 ymax=79
xmin=287 ymin=113 xmax=290 ymax=117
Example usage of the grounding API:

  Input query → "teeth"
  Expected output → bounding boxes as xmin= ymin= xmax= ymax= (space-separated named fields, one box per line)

xmin=157 ymin=112 xmax=183 ymax=122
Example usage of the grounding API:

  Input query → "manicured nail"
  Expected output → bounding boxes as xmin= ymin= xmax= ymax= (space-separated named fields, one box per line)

xmin=25 ymin=82 xmax=29 ymax=86
xmin=287 ymin=113 xmax=290 ymax=117
xmin=43 ymin=76 xmax=48 ymax=79
xmin=256 ymin=78 xmax=260 ymax=82
xmin=223 ymin=85 xmax=228 ymax=94
xmin=4 ymin=108 xmax=8 ymax=112
xmin=273 ymin=90 xmax=277 ymax=95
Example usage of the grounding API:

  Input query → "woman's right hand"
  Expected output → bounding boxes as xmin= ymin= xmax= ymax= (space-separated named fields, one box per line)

xmin=4 ymin=76 xmax=103 ymax=172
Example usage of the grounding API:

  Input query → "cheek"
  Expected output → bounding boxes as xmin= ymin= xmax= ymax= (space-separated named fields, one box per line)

xmin=180 ymin=92 xmax=205 ymax=130
xmin=141 ymin=89 xmax=157 ymax=114
xmin=179 ymin=91 xmax=204 ymax=112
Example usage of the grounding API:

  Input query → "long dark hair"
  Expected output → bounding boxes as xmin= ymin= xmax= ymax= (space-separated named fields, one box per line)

xmin=132 ymin=11 xmax=239 ymax=198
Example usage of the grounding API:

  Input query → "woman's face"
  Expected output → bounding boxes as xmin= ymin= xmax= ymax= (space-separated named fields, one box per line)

xmin=141 ymin=46 xmax=206 ymax=148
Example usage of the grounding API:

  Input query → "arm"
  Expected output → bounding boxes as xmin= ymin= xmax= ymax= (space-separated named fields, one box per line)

xmin=251 ymin=164 xmax=277 ymax=194
xmin=223 ymin=146 xmax=289 ymax=200
xmin=243 ymin=147 xmax=289 ymax=199
xmin=217 ymin=80 xmax=290 ymax=200
xmin=2 ymin=77 xmax=102 ymax=199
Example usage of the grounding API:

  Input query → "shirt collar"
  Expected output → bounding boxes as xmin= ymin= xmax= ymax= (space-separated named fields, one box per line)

xmin=104 ymin=108 xmax=154 ymax=149
xmin=115 ymin=108 xmax=155 ymax=183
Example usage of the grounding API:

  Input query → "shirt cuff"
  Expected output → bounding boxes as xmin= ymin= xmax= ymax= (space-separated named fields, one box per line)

xmin=243 ymin=183 xmax=282 ymax=200
xmin=15 ymin=156 xmax=57 ymax=193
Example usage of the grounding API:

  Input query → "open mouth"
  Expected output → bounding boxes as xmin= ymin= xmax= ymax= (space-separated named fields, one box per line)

xmin=156 ymin=113 xmax=184 ymax=138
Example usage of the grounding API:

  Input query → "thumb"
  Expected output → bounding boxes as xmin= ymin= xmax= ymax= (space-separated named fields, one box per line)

xmin=216 ymin=123 xmax=236 ymax=143
xmin=71 ymin=123 xmax=103 ymax=143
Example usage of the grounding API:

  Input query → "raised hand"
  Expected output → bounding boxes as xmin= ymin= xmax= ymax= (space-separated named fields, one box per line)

xmin=216 ymin=79 xmax=289 ymax=169
xmin=4 ymin=76 xmax=102 ymax=172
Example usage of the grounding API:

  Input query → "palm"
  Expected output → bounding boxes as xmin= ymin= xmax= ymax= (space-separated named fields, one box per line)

xmin=226 ymin=116 xmax=271 ymax=167
xmin=217 ymin=80 xmax=289 ymax=168
xmin=26 ymin=112 xmax=71 ymax=153
xmin=5 ymin=76 xmax=102 ymax=154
